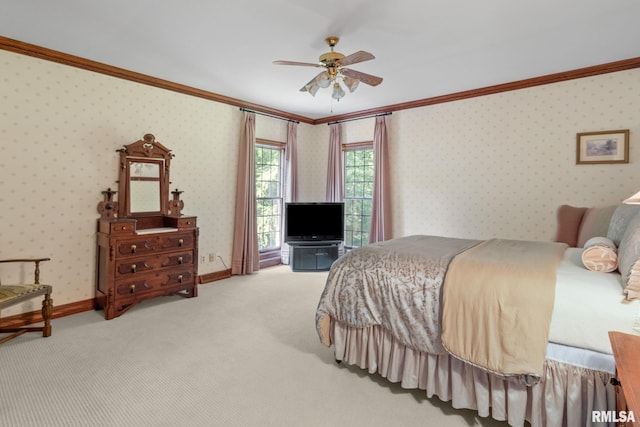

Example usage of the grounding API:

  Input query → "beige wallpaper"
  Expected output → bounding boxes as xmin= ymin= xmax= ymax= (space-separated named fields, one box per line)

xmin=1 ymin=48 xmax=639 ymax=318
xmin=296 ymin=124 xmax=329 ymax=202
xmin=0 ymin=50 xmax=298 ymax=316
xmin=389 ymin=70 xmax=640 ymax=241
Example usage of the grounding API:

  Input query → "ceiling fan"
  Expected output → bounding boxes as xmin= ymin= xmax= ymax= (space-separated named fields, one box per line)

xmin=273 ymin=36 xmax=383 ymax=101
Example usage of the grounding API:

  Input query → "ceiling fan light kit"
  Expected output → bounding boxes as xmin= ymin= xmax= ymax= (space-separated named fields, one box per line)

xmin=342 ymin=76 xmax=359 ymax=92
xmin=332 ymin=82 xmax=346 ymax=100
xmin=274 ymin=36 xmax=383 ymax=102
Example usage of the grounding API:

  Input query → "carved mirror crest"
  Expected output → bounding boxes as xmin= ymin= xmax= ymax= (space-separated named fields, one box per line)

xmin=117 ymin=134 xmax=173 ymax=218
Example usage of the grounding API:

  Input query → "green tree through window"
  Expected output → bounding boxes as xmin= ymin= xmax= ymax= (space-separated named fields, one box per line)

xmin=255 ymin=144 xmax=283 ymax=251
xmin=344 ymin=147 xmax=373 ymax=248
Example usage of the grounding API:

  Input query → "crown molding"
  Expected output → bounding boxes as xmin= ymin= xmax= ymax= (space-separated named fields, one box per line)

xmin=312 ymin=56 xmax=640 ymax=124
xmin=0 ymin=36 xmax=313 ymax=124
xmin=2 ymin=36 xmax=639 ymax=126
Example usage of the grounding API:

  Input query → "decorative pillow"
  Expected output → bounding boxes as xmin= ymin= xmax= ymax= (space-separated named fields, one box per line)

xmin=617 ymin=212 xmax=640 ymax=300
xmin=581 ymin=237 xmax=618 ymax=273
xmin=553 ymin=205 xmax=587 ymax=247
xmin=625 ymin=260 xmax=640 ymax=301
xmin=607 ymin=204 xmax=640 ymax=246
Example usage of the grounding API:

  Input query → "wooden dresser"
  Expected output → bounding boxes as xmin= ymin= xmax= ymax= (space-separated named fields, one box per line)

xmin=96 ymin=134 xmax=198 ymax=319
xmin=96 ymin=216 xmax=198 ymax=320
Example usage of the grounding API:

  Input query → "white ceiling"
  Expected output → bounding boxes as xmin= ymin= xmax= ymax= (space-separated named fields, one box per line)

xmin=2 ymin=0 xmax=640 ymax=121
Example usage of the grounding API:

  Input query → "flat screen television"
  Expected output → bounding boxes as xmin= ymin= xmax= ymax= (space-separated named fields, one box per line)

xmin=285 ymin=202 xmax=344 ymax=243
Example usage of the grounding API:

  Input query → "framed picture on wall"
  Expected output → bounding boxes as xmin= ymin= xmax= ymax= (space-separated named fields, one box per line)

xmin=576 ymin=129 xmax=629 ymax=164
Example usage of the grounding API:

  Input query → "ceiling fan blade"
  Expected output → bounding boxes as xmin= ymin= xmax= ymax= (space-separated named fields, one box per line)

xmin=299 ymin=75 xmax=315 ymax=92
xmin=299 ymin=71 xmax=331 ymax=95
xmin=273 ymin=60 xmax=324 ymax=68
xmin=338 ymin=50 xmax=375 ymax=67
xmin=341 ymin=68 xmax=383 ymax=87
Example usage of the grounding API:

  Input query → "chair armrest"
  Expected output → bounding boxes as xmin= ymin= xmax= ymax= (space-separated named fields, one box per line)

xmin=0 ymin=258 xmax=51 ymax=263
xmin=0 ymin=258 xmax=51 ymax=285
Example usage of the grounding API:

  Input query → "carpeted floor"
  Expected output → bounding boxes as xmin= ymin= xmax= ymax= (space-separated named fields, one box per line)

xmin=0 ymin=265 xmax=509 ymax=427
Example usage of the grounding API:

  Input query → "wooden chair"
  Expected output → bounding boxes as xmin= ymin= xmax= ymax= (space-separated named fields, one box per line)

xmin=0 ymin=258 xmax=53 ymax=344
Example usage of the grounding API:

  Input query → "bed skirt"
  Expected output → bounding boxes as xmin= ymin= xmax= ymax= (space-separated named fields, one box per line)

xmin=330 ymin=320 xmax=617 ymax=427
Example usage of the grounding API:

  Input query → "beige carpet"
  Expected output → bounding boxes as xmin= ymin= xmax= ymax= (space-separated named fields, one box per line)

xmin=0 ymin=265 xmax=510 ymax=427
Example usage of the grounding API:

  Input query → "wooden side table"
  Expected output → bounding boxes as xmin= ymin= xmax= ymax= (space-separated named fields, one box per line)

xmin=609 ymin=331 xmax=640 ymax=427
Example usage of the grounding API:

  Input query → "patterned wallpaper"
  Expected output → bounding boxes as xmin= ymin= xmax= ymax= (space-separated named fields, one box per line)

xmin=389 ymin=70 xmax=640 ymax=241
xmin=1 ymin=48 xmax=639 ymax=317
xmin=296 ymin=124 xmax=329 ymax=202
xmin=0 ymin=50 xmax=289 ymax=316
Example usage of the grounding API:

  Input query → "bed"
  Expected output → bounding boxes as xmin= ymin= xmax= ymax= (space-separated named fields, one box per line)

xmin=315 ymin=204 xmax=640 ymax=427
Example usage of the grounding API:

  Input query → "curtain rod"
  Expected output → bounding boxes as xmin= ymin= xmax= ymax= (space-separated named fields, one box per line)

xmin=327 ymin=112 xmax=392 ymax=125
xmin=239 ymin=108 xmax=299 ymax=124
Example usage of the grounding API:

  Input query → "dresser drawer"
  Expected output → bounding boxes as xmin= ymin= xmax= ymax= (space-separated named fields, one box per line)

xmin=177 ymin=217 xmax=197 ymax=229
xmin=162 ymin=270 xmax=195 ymax=287
xmin=115 ymin=268 xmax=194 ymax=297
xmin=115 ymin=278 xmax=155 ymax=296
xmin=159 ymin=251 xmax=194 ymax=268
xmin=159 ymin=233 xmax=195 ymax=251
xmin=114 ymin=232 xmax=194 ymax=258
xmin=164 ymin=216 xmax=197 ymax=229
xmin=107 ymin=220 xmax=136 ymax=235
xmin=115 ymin=237 xmax=158 ymax=257
xmin=115 ymin=251 xmax=193 ymax=277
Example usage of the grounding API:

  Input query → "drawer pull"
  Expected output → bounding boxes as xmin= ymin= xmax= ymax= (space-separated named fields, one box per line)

xmin=178 ymin=274 xmax=183 ymax=283
xmin=130 ymin=284 xmax=136 ymax=294
xmin=131 ymin=244 xmax=137 ymax=254
xmin=178 ymin=238 xmax=184 ymax=247
xmin=161 ymin=257 xmax=186 ymax=267
xmin=131 ymin=264 xmax=137 ymax=273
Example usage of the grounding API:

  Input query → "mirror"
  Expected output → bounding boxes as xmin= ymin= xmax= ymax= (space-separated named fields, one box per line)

xmin=116 ymin=134 xmax=173 ymax=218
xmin=128 ymin=160 xmax=162 ymax=213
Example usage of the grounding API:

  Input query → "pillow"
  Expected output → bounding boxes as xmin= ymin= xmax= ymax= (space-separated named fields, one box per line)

xmin=607 ymin=204 xmax=640 ymax=246
xmin=617 ymin=212 xmax=640 ymax=300
xmin=581 ymin=237 xmax=618 ymax=273
xmin=576 ymin=205 xmax=617 ymax=248
xmin=624 ymin=260 xmax=640 ymax=301
xmin=553 ymin=205 xmax=587 ymax=247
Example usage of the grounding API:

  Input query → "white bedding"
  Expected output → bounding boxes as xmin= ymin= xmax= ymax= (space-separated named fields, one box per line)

xmin=545 ymin=342 xmax=616 ymax=373
xmin=549 ymin=247 xmax=640 ymax=355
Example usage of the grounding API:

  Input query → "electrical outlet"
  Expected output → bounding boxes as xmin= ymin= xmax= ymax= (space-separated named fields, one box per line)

xmin=200 ymin=255 xmax=206 ymax=263
xmin=209 ymin=253 xmax=216 ymax=262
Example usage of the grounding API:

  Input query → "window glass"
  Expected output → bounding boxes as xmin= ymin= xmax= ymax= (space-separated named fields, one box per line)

xmin=344 ymin=147 xmax=373 ymax=248
xmin=256 ymin=145 xmax=283 ymax=251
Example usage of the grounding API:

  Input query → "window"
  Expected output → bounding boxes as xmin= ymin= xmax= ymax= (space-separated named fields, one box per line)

xmin=343 ymin=144 xmax=374 ymax=248
xmin=255 ymin=141 xmax=284 ymax=253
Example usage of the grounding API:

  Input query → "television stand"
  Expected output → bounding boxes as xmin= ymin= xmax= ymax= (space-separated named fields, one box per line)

xmin=289 ymin=242 xmax=341 ymax=272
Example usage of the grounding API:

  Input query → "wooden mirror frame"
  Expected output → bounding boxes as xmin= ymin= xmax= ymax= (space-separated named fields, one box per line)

xmin=117 ymin=134 xmax=173 ymax=218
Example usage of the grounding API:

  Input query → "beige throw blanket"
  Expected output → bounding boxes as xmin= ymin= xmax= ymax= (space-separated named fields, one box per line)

xmin=441 ymin=239 xmax=568 ymax=380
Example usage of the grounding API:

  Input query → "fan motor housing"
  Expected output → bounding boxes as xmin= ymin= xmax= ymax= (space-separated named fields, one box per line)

xmin=320 ymin=51 xmax=345 ymax=65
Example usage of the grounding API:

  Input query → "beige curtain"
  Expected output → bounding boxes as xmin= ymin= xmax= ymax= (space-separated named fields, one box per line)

xmin=281 ymin=121 xmax=298 ymax=264
xmin=326 ymin=123 xmax=343 ymax=202
xmin=231 ymin=111 xmax=260 ymax=275
xmin=369 ymin=115 xmax=392 ymax=243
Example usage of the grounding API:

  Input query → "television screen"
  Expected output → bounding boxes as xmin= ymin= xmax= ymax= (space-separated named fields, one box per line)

xmin=285 ymin=202 xmax=344 ymax=243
